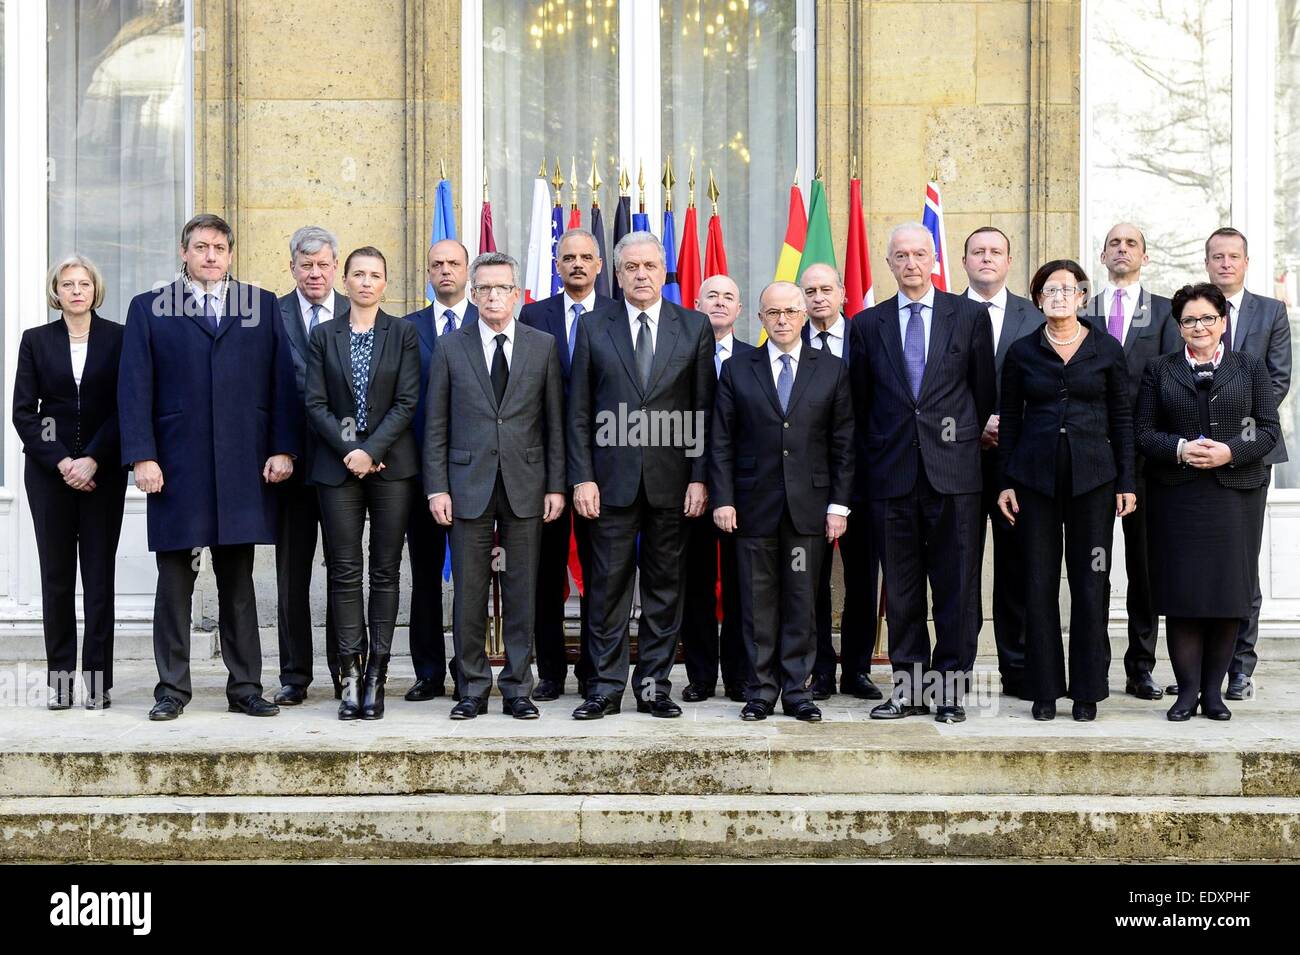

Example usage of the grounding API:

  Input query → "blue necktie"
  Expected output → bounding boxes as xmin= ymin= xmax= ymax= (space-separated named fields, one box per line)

xmin=203 ymin=294 xmax=219 ymax=333
xmin=442 ymin=309 xmax=456 ymax=336
xmin=904 ymin=301 xmax=926 ymax=400
xmin=309 ymin=303 xmax=322 ymax=332
xmin=715 ymin=340 xmax=727 ymax=379
xmin=568 ymin=302 xmax=583 ymax=360
xmin=777 ymin=353 xmax=793 ymax=414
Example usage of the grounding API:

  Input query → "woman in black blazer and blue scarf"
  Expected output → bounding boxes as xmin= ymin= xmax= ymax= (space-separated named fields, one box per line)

xmin=998 ymin=259 xmax=1136 ymax=722
xmin=1136 ymin=283 xmax=1279 ymax=721
xmin=12 ymin=256 xmax=126 ymax=709
xmin=305 ymin=246 xmax=421 ymax=721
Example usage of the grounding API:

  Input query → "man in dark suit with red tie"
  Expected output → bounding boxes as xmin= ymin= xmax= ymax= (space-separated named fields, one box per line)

xmin=520 ymin=228 xmax=615 ymax=699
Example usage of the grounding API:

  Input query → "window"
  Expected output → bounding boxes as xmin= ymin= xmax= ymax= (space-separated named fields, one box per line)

xmin=1274 ymin=0 xmax=1300 ymax=487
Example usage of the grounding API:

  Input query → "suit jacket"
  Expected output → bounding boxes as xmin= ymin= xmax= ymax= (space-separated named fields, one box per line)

xmin=13 ymin=314 xmax=124 ymax=475
xmin=278 ymin=289 xmax=351 ymax=398
xmin=519 ymin=291 xmax=617 ymax=392
xmin=404 ymin=301 xmax=480 ymax=451
xmin=800 ymin=317 xmax=851 ymax=365
xmin=119 ymin=279 xmax=300 ymax=551
xmin=847 ymin=290 xmax=996 ymax=500
xmin=1082 ymin=286 xmax=1178 ymax=409
xmin=710 ymin=343 xmax=855 ymax=537
xmin=971 ymin=289 xmax=1044 ymax=386
xmin=1136 ymin=350 xmax=1280 ymax=490
xmin=423 ymin=320 xmax=566 ymax=520
xmin=1229 ymin=289 xmax=1291 ymax=464
xmin=567 ymin=298 xmax=716 ymax=508
xmin=998 ymin=320 xmax=1136 ymax=497
xmin=304 ymin=309 xmax=421 ymax=486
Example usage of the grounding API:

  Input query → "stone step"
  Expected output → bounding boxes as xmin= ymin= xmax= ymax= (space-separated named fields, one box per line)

xmin=4 ymin=793 xmax=1297 ymax=861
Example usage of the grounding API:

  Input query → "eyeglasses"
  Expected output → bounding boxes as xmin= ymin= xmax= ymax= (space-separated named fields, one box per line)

xmin=1040 ymin=285 xmax=1081 ymax=298
xmin=760 ymin=307 xmax=806 ymax=321
xmin=1177 ymin=314 xmax=1224 ymax=329
xmin=472 ymin=284 xmax=517 ymax=298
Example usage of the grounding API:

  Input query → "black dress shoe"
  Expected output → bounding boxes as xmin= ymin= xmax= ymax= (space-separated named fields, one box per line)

xmin=1201 ymin=700 xmax=1232 ymax=721
xmin=1225 ymin=673 xmax=1252 ymax=701
xmin=228 ymin=695 xmax=280 ymax=717
xmin=502 ymin=696 xmax=540 ymax=719
xmin=843 ymin=672 xmax=884 ymax=700
xmin=149 ymin=696 xmax=184 ymax=721
xmin=935 ymin=702 xmax=966 ymax=724
xmin=533 ymin=679 xmax=562 ymax=701
xmin=1072 ymin=701 xmax=1097 ymax=722
xmin=572 ymin=695 xmax=621 ymax=720
xmin=786 ymin=700 xmax=823 ymax=722
xmin=724 ymin=686 xmax=748 ymax=702
xmin=47 ymin=692 xmax=74 ymax=711
xmin=636 ymin=694 xmax=683 ymax=718
xmin=870 ymin=698 xmax=929 ymax=720
xmin=809 ymin=673 xmax=835 ymax=700
xmin=1165 ymin=683 xmax=1180 ymax=696
xmin=1166 ymin=702 xmax=1196 ymax=721
xmin=273 ymin=684 xmax=308 ymax=706
xmin=681 ymin=683 xmax=715 ymax=702
xmin=361 ymin=654 xmax=390 ymax=720
xmin=1124 ymin=672 xmax=1164 ymax=700
xmin=740 ymin=699 xmax=771 ymax=721
xmin=1031 ymin=700 xmax=1056 ymax=721
xmin=449 ymin=697 xmax=488 ymax=720
xmin=84 ymin=692 xmax=111 ymax=710
xmin=404 ymin=678 xmax=445 ymax=702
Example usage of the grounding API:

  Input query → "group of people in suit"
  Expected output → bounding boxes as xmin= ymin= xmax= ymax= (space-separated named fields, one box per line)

xmin=14 ymin=208 xmax=1287 ymax=724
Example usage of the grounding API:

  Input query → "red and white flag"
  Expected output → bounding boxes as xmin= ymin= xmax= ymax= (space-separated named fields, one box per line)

xmin=523 ymin=174 xmax=553 ymax=304
xmin=922 ymin=180 xmax=950 ymax=292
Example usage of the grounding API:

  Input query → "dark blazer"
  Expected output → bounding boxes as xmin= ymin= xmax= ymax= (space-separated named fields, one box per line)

xmin=119 ymin=279 xmax=299 ymax=551
xmin=304 ymin=309 xmax=421 ymax=486
xmin=1229 ymin=289 xmax=1291 ymax=465
xmin=14 ymin=314 xmax=124 ymax=474
xmin=520 ymin=291 xmax=617 ymax=392
xmin=404 ymin=301 xmax=479 ymax=451
xmin=278 ymin=289 xmax=350 ymax=398
xmin=846 ymin=290 xmax=996 ymax=499
xmin=423 ymin=320 xmax=566 ymax=519
xmin=998 ymin=319 xmax=1136 ymax=497
xmin=710 ymin=343 xmax=855 ymax=537
xmin=567 ymin=298 xmax=716 ymax=508
xmin=1083 ymin=286 xmax=1179 ymax=408
xmin=958 ymin=289 xmax=1044 ymax=387
xmin=1136 ymin=350 xmax=1280 ymax=490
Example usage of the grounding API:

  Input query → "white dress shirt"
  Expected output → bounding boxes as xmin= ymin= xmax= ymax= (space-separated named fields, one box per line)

xmin=1102 ymin=284 xmax=1143 ymax=343
xmin=966 ymin=285 xmax=1008 ymax=351
xmin=70 ymin=340 xmax=88 ymax=389
xmin=296 ymin=288 xmax=336 ymax=334
xmin=1225 ymin=288 xmax=1246 ymax=350
xmin=896 ymin=288 xmax=936 ymax=356
xmin=478 ymin=317 xmax=515 ymax=370
xmin=807 ymin=314 xmax=846 ymax=358
xmin=624 ymin=297 xmax=663 ymax=351
xmin=563 ymin=289 xmax=597 ymax=344
xmin=714 ymin=331 xmax=735 ymax=378
xmin=436 ymin=296 xmax=471 ymax=334
xmin=765 ymin=340 xmax=849 ymax=518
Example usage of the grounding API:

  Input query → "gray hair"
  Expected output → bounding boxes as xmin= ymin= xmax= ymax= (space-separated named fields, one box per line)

xmin=469 ymin=251 xmax=521 ymax=289
xmin=613 ymin=230 xmax=665 ymax=272
xmin=758 ymin=280 xmax=808 ymax=311
xmin=888 ymin=221 xmax=935 ymax=255
xmin=46 ymin=254 xmax=105 ymax=311
xmin=558 ymin=227 xmax=600 ymax=253
xmin=289 ymin=225 xmax=339 ymax=262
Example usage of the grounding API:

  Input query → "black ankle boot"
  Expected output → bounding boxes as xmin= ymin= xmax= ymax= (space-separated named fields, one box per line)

xmin=361 ymin=653 xmax=390 ymax=720
xmin=338 ymin=654 xmax=364 ymax=721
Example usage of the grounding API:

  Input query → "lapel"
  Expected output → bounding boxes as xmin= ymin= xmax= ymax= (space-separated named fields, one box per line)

xmin=82 ymin=314 xmax=111 ymax=392
xmin=179 ymin=279 xmax=215 ymax=339
xmin=213 ymin=280 xmax=241 ymax=342
xmin=461 ymin=320 xmax=499 ymax=410
xmin=1234 ymin=291 xmax=1258 ymax=351
xmin=365 ymin=311 xmax=391 ymax=393
xmin=1123 ymin=286 xmax=1154 ymax=352
xmin=332 ymin=316 xmax=357 ymax=400
xmin=1167 ymin=353 xmax=1198 ymax=396
xmin=748 ymin=344 xmax=784 ymax=418
xmin=605 ymin=307 xmax=643 ymax=397
xmin=995 ymin=294 xmax=1032 ymax=366
xmin=51 ymin=318 xmax=76 ymax=392
xmin=1210 ymin=352 xmax=1243 ymax=396
xmin=644 ymin=301 xmax=680 ymax=397
xmin=785 ymin=343 xmax=819 ymax=414
xmin=280 ymin=294 xmax=308 ymax=360
xmin=548 ymin=296 xmax=572 ymax=377
xmin=917 ymin=292 xmax=955 ymax=400
xmin=500 ymin=322 xmax=534 ymax=410
xmin=877 ymin=300 xmax=910 ymax=394
xmin=412 ymin=305 xmax=436 ymax=355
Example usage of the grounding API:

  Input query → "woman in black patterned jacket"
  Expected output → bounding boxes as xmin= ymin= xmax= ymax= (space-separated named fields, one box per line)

xmin=1136 ymin=283 xmax=1280 ymax=722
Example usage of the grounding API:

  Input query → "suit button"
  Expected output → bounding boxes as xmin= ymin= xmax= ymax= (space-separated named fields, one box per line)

xmin=783 ymin=421 xmax=790 ymax=429
xmin=491 ymin=449 xmax=498 ymax=456
xmin=912 ymin=439 xmax=919 ymax=447
xmin=497 ymin=418 xmax=503 ymax=424
xmin=915 ymin=409 xmax=921 ymax=415
xmin=641 ymin=406 xmax=647 ymax=413
xmin=783 ymin=450 xmax=789 ymax=457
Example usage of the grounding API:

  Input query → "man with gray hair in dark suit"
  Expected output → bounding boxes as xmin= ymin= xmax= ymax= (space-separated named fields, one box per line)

xmin=424 ymin=251 xmax=567 ymax=719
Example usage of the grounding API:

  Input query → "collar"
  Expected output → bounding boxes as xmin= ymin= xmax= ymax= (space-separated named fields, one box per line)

xmin=625 ymin=297 xmax=664 ymax=326
xmin=1226 ymin=288 xmax=1246 ymax=313
xmin=897 ymin=287 xmax=936 ymax=312
xmin=563 ymin=289 xmax=597 ymax=314
xmin=767 ymin=340 xmax=803 ymax=365
xmin=436 ymin=296 xmax=470 ymax=322
xmin=716 ymin=331 xmax=734 ymax=354
xmin=479 ymin=318 xmax=516 ymax=347
xmin=966 ymin=285 xmax=1008 ymax=311
xmin=296 ymin=288 xmax=334 ymax=319
xmin=810 ymin=314 xmax=845 ymax=339
xmin=1185 ymin=341 xmax=1225 ymax=369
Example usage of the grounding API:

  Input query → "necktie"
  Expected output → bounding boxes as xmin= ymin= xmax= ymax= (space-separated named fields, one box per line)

xmin=817 ymin=329 xmax=831 ymax=353
xmin=777 ymin=354 xmax=793 ymax=414
xmin=309 ymin=303 xmax=322 ymax=332
xmin=635 ymin=312 xmax=654 ymax=389
xmin=568 ymin=302 xmax=583 ymax=360
xmin=715 ymin=340 xmax=729 ymax=379
xmin=1108 ymin=288 xmax=1125 ymax=342
xmin=203 ymin=294 xmax=219 ymax=333
xmin=442 ymin=309 xmax=456 ymax=336
xmin=491 ymin=333 xmax=509 ymax=405
xmin=1223 ymin=302 xmax=1234 ymax=352
xmin=903 ymin=301 xmax=926 ymax=400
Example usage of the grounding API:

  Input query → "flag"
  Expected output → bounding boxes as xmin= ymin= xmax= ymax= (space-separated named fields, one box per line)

xmin=523 ymin=174 xmax=553 ymax=304
xmin=612 ymin=194 xmax=631 ymax=301
xmin=592 ymin=202 xmax=611 ymax=299
xmin=678 ymin=205 xmax=701 ymax=308
xmin=844 ymin=176 xmax=874 ymax=317
xmin=567 ymin=206 xmax=582 ymax=230
xmin=705 ymin=211 xmax=728 ymax=277
xmin=425 ymin=177 xmax=457 ymax=305
xmin=773 ymin=183 xmax=807 ymax=282
xmin=633 ymin=211 xmax=650 ymax=233
xmin=797 ymin=178 xmax=835 ymax=281
xmin=923 ymin=180 xmax=950 ymax=292
xmin=662 ymin=208 xmax=681 ymax=304
xmin=479 ymin=199 xmax=496 ymax=254
xmin=550 ymin=202 xmax=565 ymax=296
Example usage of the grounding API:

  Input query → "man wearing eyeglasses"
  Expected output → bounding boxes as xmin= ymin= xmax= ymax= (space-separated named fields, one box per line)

xmin=1085 ymin=223 xmax=1179 ymax=703
xmin=846 ymin=222 xmax=996 ymax=723
xmin=567 ymin=230 xmax=716 ymax=719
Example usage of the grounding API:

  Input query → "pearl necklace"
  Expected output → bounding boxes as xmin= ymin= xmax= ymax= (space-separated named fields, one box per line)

xmin=1044 ymin=322 xmax=1082 ymax=346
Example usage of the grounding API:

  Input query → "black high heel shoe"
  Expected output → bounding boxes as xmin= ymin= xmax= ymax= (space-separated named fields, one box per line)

xmin=1166 ymin=700 xmax=1197 ymax=721
xmin=361 ymin=653 xmax=390 ymax=720
xmin=1032 ymin=700 xmax=1056 ymax=721
xmin=1200 ymin=699 xmax=1232 ymax=721
xmin=337 ymin=654 xmax=364 ymax=721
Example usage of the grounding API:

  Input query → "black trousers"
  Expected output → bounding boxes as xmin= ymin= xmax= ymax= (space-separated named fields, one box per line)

xmin=585 ymin=484 xmax=686 ymax=699
xmin=681 ymin=512 xmax=748 ymax=691
xmin=317 ymin=476 xmax=413 ymax=659
xmin=26 ymin=463 xmax=126 ymax=695
xmin=736 ymin=507 xmax=822 ymax=707
xmin=980 ymin=450 xmax=1027 ymax=688
xmin=1017 ymin=438 xmax=1114 ymax=703
xmin=154 ymin=544 xmax=261 ymax=704
xmin=275 ymin=474 xmax=343 ymax=688
xmin=533 ymin=497 xmax=594 ymax=684
xmin=872 ymin=467 xmax=982 ymax=699
xmin=813 ymin=508 xmax=878 ymax=682
xmin=1121 ymin=470 xmax=1160 ymax=679
xmin=1233 ymin=467 xmax=1269 ymax=678
xmin=405 ymin=480 xmax=449 ymax=681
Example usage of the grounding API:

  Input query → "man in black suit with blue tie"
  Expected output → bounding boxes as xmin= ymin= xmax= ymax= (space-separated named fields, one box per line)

xmin=847 ymin=222 xmax=996 ymax=723
xmin=401 ymin=239 xmax=478 ymax=701
xmin=520 ymin=228 xmax=615 ymax=700
xmin=961 ymin=226 xmax=1043 ymax=700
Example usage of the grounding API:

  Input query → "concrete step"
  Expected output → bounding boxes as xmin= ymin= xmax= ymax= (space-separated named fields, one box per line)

xmin=4 ymin=793 xmax=1297 ymax=861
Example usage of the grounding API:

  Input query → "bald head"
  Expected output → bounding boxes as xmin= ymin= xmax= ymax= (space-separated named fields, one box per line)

xmin=1100 ymin=222 xmax=1149 ymax=285
xmin=758 ymin=281 xmax=807 ymax=351
xmin=697 ymin=274 xmax=742 ymax=340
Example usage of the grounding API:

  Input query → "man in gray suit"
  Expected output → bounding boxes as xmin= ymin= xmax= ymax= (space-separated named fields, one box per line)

xmin=273 ymin=225 xmax=352 ymax=704
xmin=424 ymin=251 xmax=567 ymax=719
xmin=1206 ymin=227 xmax=1292 ymax=699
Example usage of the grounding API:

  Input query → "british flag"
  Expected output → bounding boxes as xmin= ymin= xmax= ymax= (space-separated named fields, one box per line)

xmin=922 ymin=180 xmax=950 ymax=292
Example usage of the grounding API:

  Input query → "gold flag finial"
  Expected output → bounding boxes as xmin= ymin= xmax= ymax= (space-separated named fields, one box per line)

xmin=707 ymin=168 xmax=720 ymax=215
xmin=439 ymin=157 xmax=447 ymax=180
xmin=538 ymin=157 xmax=548 ymax=178
xmin=792 ymin=165 xmax=800 ymax=187
xmin=589 ymin=152 xmax=602 ymax=208
xmin=551 ymin=157 xmax=564 ymax=206
xmin=930 ymin=164 xmax=941 ymax=183
xmin=483 ymin=162 xmax=489 ymax=204
xmin=814 ymin=160 xmax=824 ymax=181
xmin=569 ymin=156 xmax=579 ymax=210
xmin=637 ymin=160 xmax=646 ymax=212
xmin=618 ymin=165 xmax=630 ymax=197
xmin=851 ymin=154 xmax=858 ymax=180
xmin=687 ymin=152 xmax=697 ymax=208
xmin=662 ymin=155 xmax=676 ymax=211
